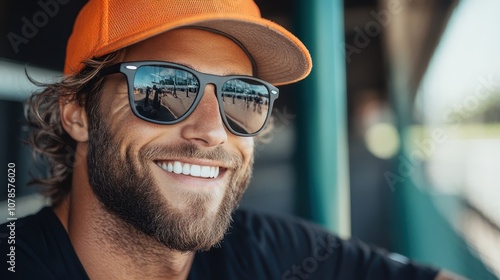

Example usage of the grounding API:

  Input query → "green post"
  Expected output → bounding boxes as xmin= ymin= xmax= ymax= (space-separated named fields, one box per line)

xmin=295 ymin=0 xmax=350 ymax=236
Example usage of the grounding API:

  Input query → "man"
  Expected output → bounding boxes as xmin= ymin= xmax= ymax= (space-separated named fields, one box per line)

xmin=1 ymin=0 xmax=461 ymax=279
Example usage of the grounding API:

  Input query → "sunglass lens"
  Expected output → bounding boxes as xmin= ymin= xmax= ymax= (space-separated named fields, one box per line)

xmin=221 ymin=78 xmax=270 ymax=134
xmin=132 ymin=66 xmax=199 ymax=122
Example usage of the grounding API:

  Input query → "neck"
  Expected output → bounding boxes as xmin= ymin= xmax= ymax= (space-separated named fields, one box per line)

xmin=53 ymin=167 xmax=194 ymax=280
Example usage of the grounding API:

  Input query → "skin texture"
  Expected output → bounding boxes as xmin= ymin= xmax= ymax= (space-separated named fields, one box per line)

xmin=55 ymin=28 xmax=255 ymax=280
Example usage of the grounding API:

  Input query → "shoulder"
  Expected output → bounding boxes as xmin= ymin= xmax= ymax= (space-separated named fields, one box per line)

xmin=236 ymin=209 xmax=441 ymax=280
xmin=228 ymin=208 xmax=338 ymax=256
xmin=190 ymin=209 xmax=440 ymax=280
xmin=231 ymin=208 xmax=332 ymax=238
xmin=0 ymin=207 xmax=88 ymax=280
xmin=191 ymin=209 xmax=342 ymax=279
xmin=1 ymin=207 xmax=63 ymax=254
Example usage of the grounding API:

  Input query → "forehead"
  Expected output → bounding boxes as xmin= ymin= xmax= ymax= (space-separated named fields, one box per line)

xmin=121 ymin=28 xmax=253 ymax=76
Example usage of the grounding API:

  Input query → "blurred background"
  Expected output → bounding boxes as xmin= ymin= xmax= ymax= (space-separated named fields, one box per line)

xmin=1 ymin=0 xmax=499 ymax=279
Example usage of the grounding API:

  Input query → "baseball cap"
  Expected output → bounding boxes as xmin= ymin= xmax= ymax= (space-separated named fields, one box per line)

xmin=64 ymin=0 xmax=312 ymax=86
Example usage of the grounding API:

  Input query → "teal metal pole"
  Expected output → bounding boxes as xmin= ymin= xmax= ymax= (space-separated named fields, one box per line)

xmin=295 ymin=0 xmax=350 ymax=236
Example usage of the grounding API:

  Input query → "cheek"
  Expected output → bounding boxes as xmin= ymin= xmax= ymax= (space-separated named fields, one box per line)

xmin=103 ymin=86 xmax=133 ymax=127
xmin=234 ymin=137 xmax=254 ymax=164
xmin=99 ymin=94 xmax=150 ymax=157
xmin=99 ymin=78 xmax=134 ymax=129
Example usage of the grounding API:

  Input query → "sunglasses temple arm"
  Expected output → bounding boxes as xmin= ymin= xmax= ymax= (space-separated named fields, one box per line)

xmin=96 ymin=64 xmax=123 ymax=79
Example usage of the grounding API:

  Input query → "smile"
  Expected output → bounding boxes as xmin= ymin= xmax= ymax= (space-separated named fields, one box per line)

xmin=155 ymin=160 xmax=220 ymax=179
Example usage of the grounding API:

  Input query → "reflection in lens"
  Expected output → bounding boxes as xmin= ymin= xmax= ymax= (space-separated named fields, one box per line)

xmin=133 ymin=66 xmax=199 ymax=122
xmin=222 ymin=78 xmax=270 ymax=134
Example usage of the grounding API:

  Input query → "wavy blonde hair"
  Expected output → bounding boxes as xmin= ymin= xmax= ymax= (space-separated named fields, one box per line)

xmin=26 ymin=52 xmax=123 ymax=206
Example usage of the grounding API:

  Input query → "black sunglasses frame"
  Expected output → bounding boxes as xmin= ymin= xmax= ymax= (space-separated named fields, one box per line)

xmin=98 ymin=61 xmax=279 ymax=137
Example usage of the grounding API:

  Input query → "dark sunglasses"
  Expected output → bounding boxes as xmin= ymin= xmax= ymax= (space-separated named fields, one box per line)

xmin=97 ymin=61 xmax=279 ymax=136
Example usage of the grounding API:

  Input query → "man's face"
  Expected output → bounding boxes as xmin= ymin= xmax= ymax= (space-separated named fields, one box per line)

xmin=86 ymin=28 xmax=255 ymax=251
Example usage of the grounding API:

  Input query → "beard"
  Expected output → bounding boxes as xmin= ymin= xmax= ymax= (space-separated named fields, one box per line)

xmin=86 ymin=109 xmax=252 ymax=252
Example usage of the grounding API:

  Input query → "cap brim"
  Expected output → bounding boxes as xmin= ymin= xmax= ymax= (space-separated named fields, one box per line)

xmin=92 ymin=14 xmax=312 ymax=86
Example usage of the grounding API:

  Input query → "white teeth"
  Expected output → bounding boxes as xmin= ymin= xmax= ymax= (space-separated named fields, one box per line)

xmin=201 ymin=166 xmax=211 ymax=178
xmin=158 ymin=161 xmax=220 ymax=178
xmin=173 ymin=161 xmax=183 ymax=174
xmin=190 ymin=165 xmax=201 ymax=177
xmin=182 ymin=163 xmax=191 ymax=175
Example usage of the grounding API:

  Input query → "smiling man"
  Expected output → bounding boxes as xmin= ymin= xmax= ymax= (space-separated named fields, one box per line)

xmin=0 ymin=0 xmax=462 ymax=279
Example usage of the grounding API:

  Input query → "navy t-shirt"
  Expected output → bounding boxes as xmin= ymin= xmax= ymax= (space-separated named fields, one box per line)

xmin=0 ymin=207 xmax=439 ymax=279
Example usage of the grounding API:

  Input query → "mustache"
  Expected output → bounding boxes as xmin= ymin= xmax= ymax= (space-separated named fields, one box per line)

xmin=140 ymin=142 xmax=243 ymax=169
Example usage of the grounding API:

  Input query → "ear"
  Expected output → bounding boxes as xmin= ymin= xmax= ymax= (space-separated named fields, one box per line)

xmin=60 ymin=98 xmax=89 ymax=142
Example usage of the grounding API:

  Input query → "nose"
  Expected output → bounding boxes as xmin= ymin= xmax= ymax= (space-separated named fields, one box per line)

xmin=180 ymin=84 xmax=228 ymax=147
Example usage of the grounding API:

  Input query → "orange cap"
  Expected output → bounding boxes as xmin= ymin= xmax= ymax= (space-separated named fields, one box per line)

xmin=64 ymin=0 xmax=312 ymax=86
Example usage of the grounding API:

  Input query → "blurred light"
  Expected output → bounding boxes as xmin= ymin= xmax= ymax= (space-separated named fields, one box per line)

xmin=413 ymin=0 xmax=500 ymax=276
xmin=415 ymin=0 xmax=500 ymax=123
xmin=0 ymin=59 xmax=61 ymax=102
xmin=364 ymin=122 xmax=400 ymax=159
